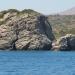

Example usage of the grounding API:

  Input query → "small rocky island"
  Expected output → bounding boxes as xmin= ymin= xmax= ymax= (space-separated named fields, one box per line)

xmin=0 ymin=9 xmax=75 ymax=51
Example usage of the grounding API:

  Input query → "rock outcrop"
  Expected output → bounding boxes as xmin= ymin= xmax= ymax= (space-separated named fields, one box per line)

xmin=52 ymin=34 xmax=75 ymax=51
xmin=0 ymin=9 xmax=54 ymax=50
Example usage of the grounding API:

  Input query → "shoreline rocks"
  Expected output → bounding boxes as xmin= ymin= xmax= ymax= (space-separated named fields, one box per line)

xmin=0 ymin=9 xmax=75 ymax=51
xmin=52 ymin=34 xmax=75 ymax=51
xmin=0 ymin=10 xmax=54 ymax=50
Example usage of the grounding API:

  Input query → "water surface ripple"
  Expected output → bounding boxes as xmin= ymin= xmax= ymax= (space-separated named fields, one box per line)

xmin=0 ymin=51 xmax=75 ymax=75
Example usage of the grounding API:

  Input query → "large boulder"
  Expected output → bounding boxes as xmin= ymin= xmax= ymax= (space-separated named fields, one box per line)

xmin=54 ymin=34 xmax=75 ymax=51
xmin=0 ymin=9 xmax=54 ymax=50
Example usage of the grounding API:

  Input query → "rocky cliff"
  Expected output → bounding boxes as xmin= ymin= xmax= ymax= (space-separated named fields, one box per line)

xmin=0 ymin=9 xmax=54 ymax=50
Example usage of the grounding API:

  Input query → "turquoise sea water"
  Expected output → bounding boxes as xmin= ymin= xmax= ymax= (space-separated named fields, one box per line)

xmin=0 ymin=51 xmax=75 ymax=75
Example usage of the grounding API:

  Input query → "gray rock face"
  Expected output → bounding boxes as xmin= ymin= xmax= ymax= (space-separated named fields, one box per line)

xmin=56 ymin=34 xmax=75 ymax=51
xmin=0 ymin=11 xmax=54 ymax=50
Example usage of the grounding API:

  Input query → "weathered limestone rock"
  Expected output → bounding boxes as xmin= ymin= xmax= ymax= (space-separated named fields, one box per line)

xmin=53 ymin=34 xmax=75 ymax=51
xmin=0 ymin=10 xmax=54 ymax=50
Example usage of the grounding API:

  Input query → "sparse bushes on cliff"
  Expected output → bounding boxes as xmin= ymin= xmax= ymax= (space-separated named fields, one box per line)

xmin=48 ymin=15 xmax=75 ymax=38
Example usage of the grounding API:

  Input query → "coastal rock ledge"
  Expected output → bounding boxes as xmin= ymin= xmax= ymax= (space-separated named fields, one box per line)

xmin=0 ymin=9 xmax=54 ymax=50
xmin=52 ymin=34 xmax=75 ymax=51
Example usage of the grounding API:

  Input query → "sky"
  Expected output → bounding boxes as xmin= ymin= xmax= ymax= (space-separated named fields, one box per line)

xmin=0 ymin=0 xmax=75 ymax=14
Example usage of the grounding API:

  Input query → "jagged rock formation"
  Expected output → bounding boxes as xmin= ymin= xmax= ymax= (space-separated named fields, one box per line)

xmin=0 ymin=9 xmax=54 ymax=50
xmin=52 ymin=34 xmax=75 ymax=51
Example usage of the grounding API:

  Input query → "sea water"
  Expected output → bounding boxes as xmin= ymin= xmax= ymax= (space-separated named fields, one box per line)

xmin=0 ymin=51 xmax=75 ymax=75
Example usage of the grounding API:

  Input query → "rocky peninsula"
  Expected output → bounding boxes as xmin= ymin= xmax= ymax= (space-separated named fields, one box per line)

xmin=0 ymin=9 xmax=75 ymax=51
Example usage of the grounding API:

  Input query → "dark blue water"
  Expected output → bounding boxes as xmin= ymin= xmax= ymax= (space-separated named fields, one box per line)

xmin=0 ymin=51 xmax=75 ymax=75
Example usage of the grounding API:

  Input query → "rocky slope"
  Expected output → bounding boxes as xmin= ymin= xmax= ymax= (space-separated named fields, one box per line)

xmin=0 ymin=9 xmax=54 ymax=50
xmin=48 ymin=15 xmax=75 ymax=39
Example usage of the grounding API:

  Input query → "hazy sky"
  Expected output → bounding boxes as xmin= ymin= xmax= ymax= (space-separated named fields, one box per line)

xmin=0 ymin=0 xmax=75 ymax=14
